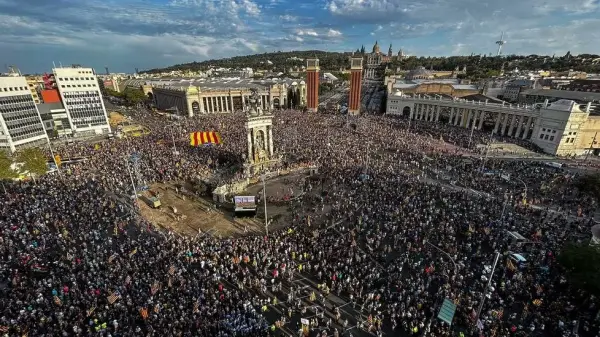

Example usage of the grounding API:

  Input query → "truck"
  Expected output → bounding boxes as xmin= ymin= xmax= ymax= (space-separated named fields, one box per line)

xmin=140 ymin=193 xmax=161 ymax=208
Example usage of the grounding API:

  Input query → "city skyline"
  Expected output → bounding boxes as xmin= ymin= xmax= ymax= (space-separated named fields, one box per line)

xmin=1 ymin=0 xmax=599 ymax=73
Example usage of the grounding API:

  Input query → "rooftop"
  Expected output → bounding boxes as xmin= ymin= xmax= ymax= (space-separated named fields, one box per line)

xmin=521 ymin=88 xmax=600 ymax=102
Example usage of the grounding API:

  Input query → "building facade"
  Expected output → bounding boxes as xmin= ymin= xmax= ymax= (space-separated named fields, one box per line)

xmin=26 ymin=76 xmax=43 ymax=104
xmin=0 ymin=76 xmax=50 ymax=152
xmin=151 ymin=83 xmax=289 ymax=117
xmin=53 ymin=66 xmax=111 ymax=136
xmin=385 ymin=93 xmax=600 ymax=156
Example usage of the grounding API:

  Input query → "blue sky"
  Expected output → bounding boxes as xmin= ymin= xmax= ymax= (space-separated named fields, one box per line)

xmin=1 ymin=0 xmax=599 ymax=73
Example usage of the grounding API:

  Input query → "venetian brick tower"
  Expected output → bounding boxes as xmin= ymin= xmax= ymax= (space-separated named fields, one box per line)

xmin=306 ymin=58 xmax=319 ymax=112
xmin=348 ymin=58 xmax=363 ymax=115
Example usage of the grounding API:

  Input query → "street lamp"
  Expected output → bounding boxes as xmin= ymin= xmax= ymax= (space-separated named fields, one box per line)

xmin=474 ymin=252 xmax=501 ymax=330
xmin=262 ymin=174 xmax=269 ymax=236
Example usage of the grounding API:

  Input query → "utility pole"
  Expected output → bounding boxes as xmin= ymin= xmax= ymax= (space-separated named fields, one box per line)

xmin=474 ymin=252 xmax=501 ymax=329
xmin=584 ymin=131 xmax=598 ymax=162
xmin=262 ymin=174 xmax=269 ymax=236
xmin=124 ymin=157 xmax=138 ymax=199
xmin=47 ymin=141 xmax=62 ymax=176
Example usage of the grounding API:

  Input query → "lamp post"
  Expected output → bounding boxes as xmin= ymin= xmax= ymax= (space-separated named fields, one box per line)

xmin=584 ymin=131 xmax=598 ymax=162
xmin=124 ymin=156 xmax=137 ymax=200
xmin=423 ymin=240 xmax=458 ymax=337
xmin=262 ymin=174 xmax=269 ymax=236
xmin=474 ymin=252 xmax=501 ymax=329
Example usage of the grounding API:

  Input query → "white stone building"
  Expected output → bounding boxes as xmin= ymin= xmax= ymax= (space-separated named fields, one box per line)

xmin=386 ymin=92 xmax=600 ymax=156
xmin=53 ymin=66 xmax=111 ymax=136
xmin=0 ymin=76 xmax=49 ymax=153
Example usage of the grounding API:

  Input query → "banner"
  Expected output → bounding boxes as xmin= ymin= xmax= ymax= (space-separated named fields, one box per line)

xmin=234 ymin=196 xmax=256 ymax=212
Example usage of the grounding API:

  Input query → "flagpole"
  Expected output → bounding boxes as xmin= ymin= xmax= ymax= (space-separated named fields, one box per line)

xmin=262 ymin=174 xmax=269 ymax=236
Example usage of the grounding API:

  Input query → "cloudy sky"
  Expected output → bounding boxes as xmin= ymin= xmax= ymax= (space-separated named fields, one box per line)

xmin=1 ymin=0 xmax=599 ymax=73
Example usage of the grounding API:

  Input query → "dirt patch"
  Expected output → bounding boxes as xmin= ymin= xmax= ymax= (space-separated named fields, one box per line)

xmin=138 ymin=171 xmax=309 ymax=238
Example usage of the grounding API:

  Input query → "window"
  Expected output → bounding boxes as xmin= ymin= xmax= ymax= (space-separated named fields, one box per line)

xmin=539 ymin=134 xmax=544 ymax=139
xmin=542 ymin=128 xmax=546 ymax=132
xmin=550 ymin=136 xmax=554 ymax=141
xmin=544 ymin=135 xmax=549 ymax=140
xmin=552 ymin=130 xmax=556 ymax=134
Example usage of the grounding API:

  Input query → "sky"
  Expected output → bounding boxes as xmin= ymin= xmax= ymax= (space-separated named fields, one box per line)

xmin=1 ymin=0 xmax=599 ymax=73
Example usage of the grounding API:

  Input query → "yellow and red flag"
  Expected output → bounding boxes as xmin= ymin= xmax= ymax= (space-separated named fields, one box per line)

xmin=189 ymin=131 xmax=222 ymax=146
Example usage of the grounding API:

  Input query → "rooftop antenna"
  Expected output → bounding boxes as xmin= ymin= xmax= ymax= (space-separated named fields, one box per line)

xmin=105 ymin=66 xmax=109 ymax=75
xmin=59 ymin=61 xmax=63 ymax=68
xmin=53 ymin=61 xmax=57 ymax=69
xmin=496 ymin=32 xmax=506 ymax=56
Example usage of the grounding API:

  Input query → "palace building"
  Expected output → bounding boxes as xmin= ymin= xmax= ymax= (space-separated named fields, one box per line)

xmin=122 ymin=78 xmax=302 ymax=117
xmin=386 ymin=93 xmax=600 ymax=157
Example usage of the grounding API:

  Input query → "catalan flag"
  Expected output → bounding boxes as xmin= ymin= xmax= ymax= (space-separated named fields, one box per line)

xmin=140 ymin=307 xmax=149 ymax=320
xmin=532 ymin=299 xmax=543 ymax=307
xmin=86 ymin=306 xmax=96 ymax=317
xmin=189 ymin=131 xmax=222 ymax=147
xmin=129 ymin=248 xmax=138 ymax=258
xmin=53 ymin=296 xmax=62 ymax=306
xmin=506 ymin=260 xmax=517 ymax=271
xmin=0 ymin=326 xmax=8 ymax=333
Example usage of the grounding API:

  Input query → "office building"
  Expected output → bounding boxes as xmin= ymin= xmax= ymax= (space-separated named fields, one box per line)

xmin=0 ymin=76 xmax=50 ymax=152
xmin=53 ymin=66 xmax=110 ymax=136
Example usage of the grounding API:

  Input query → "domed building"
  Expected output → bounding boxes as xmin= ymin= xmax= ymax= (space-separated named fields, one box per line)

xmin=405 ymin=66 xmax=435 ymax=80
xmin=372 ymin=41 xmax=380 ymax=54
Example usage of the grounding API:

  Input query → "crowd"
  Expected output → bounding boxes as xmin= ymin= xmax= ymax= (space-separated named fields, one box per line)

xmin=0 ymin=107 xmax=599 ymax=337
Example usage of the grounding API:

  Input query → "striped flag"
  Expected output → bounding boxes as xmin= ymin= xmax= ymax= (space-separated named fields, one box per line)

xmin=107 ymin=291 xmax=121 ymax=304
xmin=496 ymin=309 xmax=504 ymax=320
xmin=53 ymin=296 xmax=62 ymax=306
xmin=129 ymin=248 xmax=137 ymax=258
xmin=533 ymin=299 xmax=543 ymax=306
xmin=168 ymin=265 xmax=176 ymax=276
xmin=113 ymin=224 xmax=118 ymax=236
xmin=150 ymin=281 xmax=160 ymax=295
xmin=140 ymin=307 xmax=149 ymax=320
xmin=0 ymin=326 xmax=8 ymax=333
xmin=189 ymin=131 xmax=222 ymax=146
xmin=108 ymin=253 xmax=118 ymax=263
xmin=86 ymin=306 xmax=96 ymax=317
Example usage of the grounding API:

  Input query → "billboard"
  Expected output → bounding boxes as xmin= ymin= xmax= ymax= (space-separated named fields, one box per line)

xmin=234 ymin=196 xmax=256 ymax=212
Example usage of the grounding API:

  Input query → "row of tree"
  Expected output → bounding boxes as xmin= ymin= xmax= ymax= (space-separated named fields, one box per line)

xmin=105 ymin=87 xmax=148 ymax=106
xmin=141 ymin=51 xmax=600 ymax=76
xmin=0 ymin=148 xmax=50 ymax=189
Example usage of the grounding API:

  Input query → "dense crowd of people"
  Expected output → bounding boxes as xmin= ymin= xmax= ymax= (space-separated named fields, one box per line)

xmin=0 ymin=107 xmax=599 ymax=337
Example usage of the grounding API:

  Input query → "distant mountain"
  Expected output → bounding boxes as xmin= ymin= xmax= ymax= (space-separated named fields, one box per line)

xmin=141 ymin=50 xmax=353 ymax=74
xmin=141 ymin=51 xmax=600 ymax=78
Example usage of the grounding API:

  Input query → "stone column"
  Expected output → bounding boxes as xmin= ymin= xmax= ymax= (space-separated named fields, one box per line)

xmin=424 ymin=105 xmax=429 ymax=121
xmin=455 ymin=108 xmax=462 ymax=126
xmin=449 ymin=108 xmax=455 ymax=125
xmin=230 ymin=95 xmax=234 ymax=112
xmin=409 ymin=106 xmax=414 ymax=119
xmin=514 ymin=116 xmax=523 ymax=138
xmin=268 ymin=126 xmax=274 ymax=156
xmin=220 ymin=96 xmax=225 ymax=112
xmin=507 ymin=114 xmax=516 ymax=137
xmin=465 ymin=109 xmax=473 ymax=128
xmin=493 ymin=113 xmax=501 ymax=134
xmin=501 ymin=114 xmax=510 ymax=136
xmin=247 ymin=130 xmax=253 ymax=162
xmin=435 ymin=106 xmax=440 ymax=122
xmin=478 ymin=111 xmax=485 ymax=129
xmin=523 ymin=116 xmax=532 ymax=139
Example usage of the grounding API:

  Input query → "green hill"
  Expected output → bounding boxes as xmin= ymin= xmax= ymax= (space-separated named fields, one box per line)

xmin=141 ymin=51 xmax=600 ymax=78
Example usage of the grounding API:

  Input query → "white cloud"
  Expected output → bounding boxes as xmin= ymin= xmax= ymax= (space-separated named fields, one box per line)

xmin=326 ymin=0 xmax=600 ymax=55
xmin=296 ymin=29 xmax=319 ymax=37
xmin=327 ymin=29 xmax=342 ymax=38
xmin=279 ymin=14 xmax=297 ymax=22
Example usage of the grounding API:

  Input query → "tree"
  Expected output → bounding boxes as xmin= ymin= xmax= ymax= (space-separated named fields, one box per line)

xmin=0 ymin=150 xmax=17 ymax=192
xmin=122 ymin=88 xmax=147 ymax=106
xmin=574 ymin=173 xmax=600 ymax=202
xmin=558 ymin=243 xmax=600 ymax=296
xmin=17 ymin=147 xmax=48 ymax=182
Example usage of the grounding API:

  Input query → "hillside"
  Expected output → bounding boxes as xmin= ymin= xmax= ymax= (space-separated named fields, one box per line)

xmin=141 ymin=51 xmax=600 ymax=76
